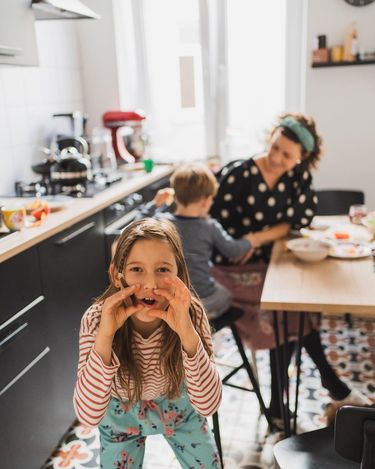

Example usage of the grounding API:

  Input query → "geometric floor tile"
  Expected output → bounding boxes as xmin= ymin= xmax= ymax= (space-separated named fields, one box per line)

xmin=42 ymin=315 xmax=375 ymax=469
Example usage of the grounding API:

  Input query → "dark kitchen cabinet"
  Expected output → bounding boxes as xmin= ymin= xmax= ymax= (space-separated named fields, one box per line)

xmin=38 ymin=212 xmax=108 ymax=433
xmin=0 ymin=248 xmax=56 ymax=469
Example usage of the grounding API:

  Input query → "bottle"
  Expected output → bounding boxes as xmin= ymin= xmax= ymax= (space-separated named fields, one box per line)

xmin=343 ymin=23 xmax=357 ymax=62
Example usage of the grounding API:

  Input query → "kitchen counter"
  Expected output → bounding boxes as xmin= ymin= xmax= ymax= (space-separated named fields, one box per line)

xmin=0 ymin=165 xmax=173 ymax=263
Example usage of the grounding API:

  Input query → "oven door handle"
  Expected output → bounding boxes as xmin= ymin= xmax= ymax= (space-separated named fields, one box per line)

xmin=55 ymin=221 xmax=96 ymax=246
xmin=104 ymin=209 xmax=139 ymax=235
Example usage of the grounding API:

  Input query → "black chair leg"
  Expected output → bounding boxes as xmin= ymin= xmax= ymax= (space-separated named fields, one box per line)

xmin=230 ymin=323 xmax=272 ymax=426
xmin=212 ymin=411 xmax=224 ymax=468
xmin=344 ymin=313 xmax=353 ymax=329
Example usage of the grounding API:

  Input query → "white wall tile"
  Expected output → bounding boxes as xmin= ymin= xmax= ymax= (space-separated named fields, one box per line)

xmin=1 ymin=68 xmax=26 ymax=108
xmin=0 ymin=146 xmax=16 ymax=194
xmin=0 ymin=21 xmax=85 ymax=195
xmin=35 ymin=22 xmax=81 ymax=70
xmin=0 ymin=81 xmax=12 ymax=149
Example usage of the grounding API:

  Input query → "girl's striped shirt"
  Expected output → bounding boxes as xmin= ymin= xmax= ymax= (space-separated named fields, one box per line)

xmin=73 ymin=303 xmax=222 ymax=427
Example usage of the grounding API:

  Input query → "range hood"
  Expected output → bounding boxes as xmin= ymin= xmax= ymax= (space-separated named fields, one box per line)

xmin=31 ymin=0 xmax=101 ymax=20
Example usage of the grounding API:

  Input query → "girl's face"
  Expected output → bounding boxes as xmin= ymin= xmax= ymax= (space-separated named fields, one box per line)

xmin=267 ymin=128 xmax=303 ymax=173
xmin=123 ymin=239 xmax=178 ymax=323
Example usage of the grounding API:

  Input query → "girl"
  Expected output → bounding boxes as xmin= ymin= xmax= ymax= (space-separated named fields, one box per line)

xmin=73 ymin=218 xmax=222 ymax=469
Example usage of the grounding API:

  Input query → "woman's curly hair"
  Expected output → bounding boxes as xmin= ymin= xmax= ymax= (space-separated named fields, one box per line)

xmin=269 ymin=112 xmax=324 ymax=170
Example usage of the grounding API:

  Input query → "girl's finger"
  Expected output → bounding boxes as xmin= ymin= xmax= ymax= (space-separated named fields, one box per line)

xmin=147 ymin=309 xmax=168 ymax=321
xmin=153 ymin=287 xmax=174 ymax=302
xmin=125 ymin=303 xmax=144 ymax=317
xmin=167 ymin=276 xmax=189 ymax=296
xmin=108 ymin=284 xmax=140 ymax=305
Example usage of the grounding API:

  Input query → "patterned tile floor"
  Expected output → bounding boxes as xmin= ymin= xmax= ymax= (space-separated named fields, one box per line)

xmin=43 ymin=316 xmax=374 ymax=469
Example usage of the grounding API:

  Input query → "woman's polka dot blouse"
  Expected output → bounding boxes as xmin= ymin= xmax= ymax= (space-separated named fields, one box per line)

xmin=210 ymin=157 xmax=317 ymax=264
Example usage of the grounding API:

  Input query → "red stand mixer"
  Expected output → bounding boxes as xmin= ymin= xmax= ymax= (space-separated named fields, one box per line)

xmin=102 ymin=110 xmax=147 ymax=163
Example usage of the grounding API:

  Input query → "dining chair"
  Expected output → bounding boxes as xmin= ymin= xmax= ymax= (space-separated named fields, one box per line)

xmin=210 ymin=305 xmax=271 ymax=466
xmin=273 ymin=405 xmax=375 ymax=469
xmin=316 ymin=189 xmax=365 ymax=216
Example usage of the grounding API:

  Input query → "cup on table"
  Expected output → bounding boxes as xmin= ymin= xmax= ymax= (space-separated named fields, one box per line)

xmin=1 ymin=204 xmax=26 ymax=231
xmin=349 ymin=204 xmax=367 ymax=225
xmin=143 ymin=158 xmax=154 ymax=173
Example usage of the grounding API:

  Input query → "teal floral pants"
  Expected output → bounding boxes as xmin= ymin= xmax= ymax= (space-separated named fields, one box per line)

xmin=99 ymin=389 xmax=221 ymax=469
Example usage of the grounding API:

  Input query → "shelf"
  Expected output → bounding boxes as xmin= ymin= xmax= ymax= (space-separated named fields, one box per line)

xmin=312 ymin=60 xmax=375 ymax=68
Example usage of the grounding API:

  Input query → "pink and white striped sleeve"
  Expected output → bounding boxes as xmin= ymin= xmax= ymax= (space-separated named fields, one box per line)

xmin=73 ymin=305 xmax=120 ymax=427
xmin=182 ymin=310 xmax=222 ymax=416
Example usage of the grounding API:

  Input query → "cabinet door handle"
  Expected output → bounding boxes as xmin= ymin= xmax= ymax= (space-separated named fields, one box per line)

xmin=0 ymin=296 xmax=44 ymax=332
xmin=0 ymin=322 xmax=28 ymax=349
xmin=55 ymin=221 xmax=96 ymax=246
xmin=0 ymin=346 xmax=50 ymax=397
xmin=104 ymin=209 xmax=139 ymax=235
xmin=0 ymin=45 xmax=23 ymax=57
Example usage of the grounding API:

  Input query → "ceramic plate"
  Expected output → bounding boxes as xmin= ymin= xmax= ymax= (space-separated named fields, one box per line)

xmin=329 ymin=242 xmax=372 ymax=259
xmin=301 ymin=224 xmax=373 ymax=243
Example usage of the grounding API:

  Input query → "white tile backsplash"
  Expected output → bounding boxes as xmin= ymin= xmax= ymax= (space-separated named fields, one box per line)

xmin=0 ymin=21 xmax=85 ymax=195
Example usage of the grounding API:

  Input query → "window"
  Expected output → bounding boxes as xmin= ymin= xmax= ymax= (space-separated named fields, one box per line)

xmin=223 ymin=0 xmax=287 ymax=161
xmin=115 ymin=0 xmax=289 ymax=163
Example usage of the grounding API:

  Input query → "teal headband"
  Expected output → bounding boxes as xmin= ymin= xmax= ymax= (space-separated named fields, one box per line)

xmin=279 ymin=116 xmax=315 ymax=153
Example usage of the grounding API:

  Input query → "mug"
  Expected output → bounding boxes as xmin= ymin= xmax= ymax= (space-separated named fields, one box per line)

xmin=1 ymin=205 xmax=26 ymax=231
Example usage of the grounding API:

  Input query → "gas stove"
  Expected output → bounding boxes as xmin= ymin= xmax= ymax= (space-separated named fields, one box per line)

xmin=11 ymin=172 xmax=123 ymax=199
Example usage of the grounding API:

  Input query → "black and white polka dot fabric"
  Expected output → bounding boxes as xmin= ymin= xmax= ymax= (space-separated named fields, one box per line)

xmin=210 ymin=157 xmax=317 ymax=264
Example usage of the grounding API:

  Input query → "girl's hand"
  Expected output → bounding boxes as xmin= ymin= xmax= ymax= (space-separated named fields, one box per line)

xmin=99 ymin=285 xmax=143 ymax=338
xmin=148 ymin=277 xmax=194 ymax=338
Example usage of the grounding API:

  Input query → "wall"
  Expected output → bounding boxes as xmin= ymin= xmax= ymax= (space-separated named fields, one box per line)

xmin=0 ymin=21 xmax=84 ymax=195
xmin=77 ymin=0 xmax=121 ymax=133
xmin=304 ymin=0 xmax=375 ymax=208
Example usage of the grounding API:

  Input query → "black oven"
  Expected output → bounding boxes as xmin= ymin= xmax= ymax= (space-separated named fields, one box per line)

xmin=103 ymin=176 xmax=170 ymax=263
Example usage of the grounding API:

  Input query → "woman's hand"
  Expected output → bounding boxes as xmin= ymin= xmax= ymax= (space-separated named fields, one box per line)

xmin=232 ymin=248 xmax=254 ymax=265
xmin=148 ymin=277 xmax=199 ymax=356
xmin=98 ymin=285 xmax=143 ymax=338
xmin=243 ymin=232 xmax=262 ymax=248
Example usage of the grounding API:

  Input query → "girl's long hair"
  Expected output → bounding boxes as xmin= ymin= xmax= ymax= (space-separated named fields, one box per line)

xmin=97 ymin=217 xmax=211 ymax=404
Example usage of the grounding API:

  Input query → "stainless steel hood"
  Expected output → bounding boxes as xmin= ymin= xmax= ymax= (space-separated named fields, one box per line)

xmin=31 ymin=0 xmax=101 ymax=20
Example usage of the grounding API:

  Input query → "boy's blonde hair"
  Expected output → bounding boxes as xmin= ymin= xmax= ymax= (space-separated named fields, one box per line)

xmin=170 ymin=163 xmax=218 ymax=206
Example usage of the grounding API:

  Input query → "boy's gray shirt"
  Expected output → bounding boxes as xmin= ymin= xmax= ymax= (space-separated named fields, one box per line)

xmin=136 ymin=203 xmax=251 ymax=299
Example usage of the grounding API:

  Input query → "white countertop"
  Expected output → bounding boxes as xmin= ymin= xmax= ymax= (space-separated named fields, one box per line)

xmin=0 ymin=165 xmax=174 ymax=263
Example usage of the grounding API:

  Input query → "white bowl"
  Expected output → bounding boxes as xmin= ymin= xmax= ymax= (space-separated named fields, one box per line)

xmin=287 ymin=238 xmax=329 ymax=263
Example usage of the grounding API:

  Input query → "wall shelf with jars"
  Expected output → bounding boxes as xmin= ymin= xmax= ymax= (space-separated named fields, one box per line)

xmin=312 ymin=59 xmax=375 ymax=68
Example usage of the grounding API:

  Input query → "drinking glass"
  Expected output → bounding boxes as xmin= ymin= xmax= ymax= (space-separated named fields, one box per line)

xmin=349 ymin=204 xmax=367 ymax=225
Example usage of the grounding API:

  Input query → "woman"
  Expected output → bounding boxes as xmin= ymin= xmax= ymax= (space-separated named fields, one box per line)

xmin=210 ymin=112 xmax=371 ymax=427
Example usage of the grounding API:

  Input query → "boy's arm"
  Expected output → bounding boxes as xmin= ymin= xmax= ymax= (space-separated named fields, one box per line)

xmin=244 ymin=223 xmax=291 ymax=248
xmin=135 ymin=188 xmax=174 ymax=220
xmin=211 ymin=219 xmax=251 ymax=258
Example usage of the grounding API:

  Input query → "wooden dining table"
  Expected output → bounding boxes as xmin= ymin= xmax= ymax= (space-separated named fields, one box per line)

xmin=260 ymin=218 xmax=375 ymax=436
